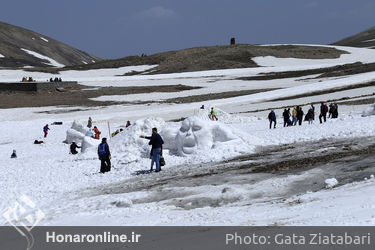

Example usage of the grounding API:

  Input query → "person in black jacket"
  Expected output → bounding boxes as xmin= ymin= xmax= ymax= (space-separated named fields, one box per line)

xmin=282 ymin=108 xmax=291 ymax=127
xmin=98 ymin=138 xmax=111 ymax=173
xmin=319 ymin=102 xmax=328 ymax=123
xmin=140 ymin=127 xmax=164 ymax=172
xmin=331 ymin=103 xmax=338 ymax=119
xmin=11 ymin=150 xmax=17 ymax=158
xmin=297 ymin=106 xmax=304 ymax=126
xmin=70 ymin=141 xmax=81 ymax=155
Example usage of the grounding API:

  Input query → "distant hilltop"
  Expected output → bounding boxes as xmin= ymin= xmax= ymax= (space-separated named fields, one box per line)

xmin=0 ymin=21 xmax=101 ymax=68
xmin=333 ymin=26 xmax=375 ymax=49
xmin=1 ymin=20 xmax=372 ymax=72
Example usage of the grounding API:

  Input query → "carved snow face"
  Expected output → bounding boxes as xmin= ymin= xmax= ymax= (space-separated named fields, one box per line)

xmin=176 ymin=117 xmax=213 ymax=155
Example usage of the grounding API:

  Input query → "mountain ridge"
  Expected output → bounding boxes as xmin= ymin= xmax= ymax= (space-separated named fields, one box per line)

xmin=0 ymin=21 xmax=101 ymax=68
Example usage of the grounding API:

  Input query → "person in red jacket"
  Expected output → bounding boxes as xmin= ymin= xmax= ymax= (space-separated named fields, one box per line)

xmin=92 ymin=126 xmax=101 ymax=140
xmin=43 ymin=124 xmax=50 ymax=138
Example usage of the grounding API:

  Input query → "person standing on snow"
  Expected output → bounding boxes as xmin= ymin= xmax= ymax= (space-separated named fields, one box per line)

xmin=43 ymin=124 xmax=50 ymax=138
xmin=140 ymin=127 xmax=164 ymax=172
xmin=310 ymin=104 xmax=315 ymax=121
xmin=268 ymin=110 xmax=276 ymax=129
xmin=328 ymin=103 xmax=334 ymax=119
xmin=87 ymin=117 xmax=92 ymax=128
xmin=282 ymin=108 xmax=291 ymax=127
xmin=297 ymin=106 xmax=304 ymax=126
xmin=92 ymin=126 xmax=101 ymax=140
xmin=305 ymin=107 xmax=314 ymax=124
xmin=319 ymin=102 xmax=328 ymax=123
xmin=10 ymin=150 xmax=17 ymax=158
xmin=70 ymin=141 xmax=81 ymax=155
xmin=98 ymin=138 xmax=111 ymax=173
xmin=292 ymin=106 xmax=298 ymax=126
xmin=210 ymin=107 xmax=218 ymax=121
xmin=331 ymin=103 xmax=338 ymax=119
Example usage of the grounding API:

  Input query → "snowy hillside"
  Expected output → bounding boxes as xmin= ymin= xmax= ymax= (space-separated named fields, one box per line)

xmin=1 ymin=44 xmax=375 ymax=226
xmin=0 ymin=21 xmax=100 ymax=68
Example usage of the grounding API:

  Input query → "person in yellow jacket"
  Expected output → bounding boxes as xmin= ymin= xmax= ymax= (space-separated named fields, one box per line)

xmin=292 ymin=106 xmax=298 ymax=126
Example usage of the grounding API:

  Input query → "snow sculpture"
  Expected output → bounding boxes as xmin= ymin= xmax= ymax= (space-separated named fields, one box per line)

xmin=162 ymin=116 xmax=238 ymax=156
xmin=64 ymin=120 xmax=90 ymax=144
xmin=81 ymin=136 xmax=100 ymax=153
xmin=64 ymin=121 xmax=99 ymax=152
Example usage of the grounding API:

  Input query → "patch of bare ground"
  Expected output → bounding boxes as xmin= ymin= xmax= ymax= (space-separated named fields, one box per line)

xmin=0 ymin=84 xmax=200 ymax=109
xmin=161 ymin=88 xmax=279 ymax=104
xmin=337 ymin=97 xmax=375 ymax=106
xmin=237 ymin=92 xmax=375 ymax=114
xmin=268 ymin=81 xmax=375 ymax=102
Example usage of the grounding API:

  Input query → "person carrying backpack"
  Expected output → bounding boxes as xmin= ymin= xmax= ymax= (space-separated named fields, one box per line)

xmin=98 ymin=138 xmax=111 ymax=173
xmin=268 ymin=110 xmax=276 ymax=129
xmin=319 ymin=102 xmax=328 ymax=123
xmin=140 ymin=127 xmax=164 ymax=172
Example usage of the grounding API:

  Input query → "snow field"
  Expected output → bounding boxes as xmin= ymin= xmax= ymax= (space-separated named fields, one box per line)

xmin=1 ymin=45 xmax=375 ymax=225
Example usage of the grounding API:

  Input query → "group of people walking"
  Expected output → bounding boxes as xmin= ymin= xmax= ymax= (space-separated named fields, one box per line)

xmin=268 ymin=102 xmax=339 ymax=129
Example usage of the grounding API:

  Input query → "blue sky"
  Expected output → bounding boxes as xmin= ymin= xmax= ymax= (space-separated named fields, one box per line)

xmin=1 ymin=0 xmax=375 ymax=59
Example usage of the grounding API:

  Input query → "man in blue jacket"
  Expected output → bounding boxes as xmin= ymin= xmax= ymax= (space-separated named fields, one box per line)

xmin=98 ymin=138 xmax=111 ymax=173
xmin=140 ymin=127 xmax=164 ymax=172
xmin=268 ymin=110 xmax=276 ymax=129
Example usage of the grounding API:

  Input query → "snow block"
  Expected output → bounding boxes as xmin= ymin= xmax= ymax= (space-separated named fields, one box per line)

xmin=81 ymin=136 xmax=100 ymax=153
xmin=362 ymin=102 xmax=375 ymax=117
xmin=325 ymin=178 xmax=339 ymax=189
